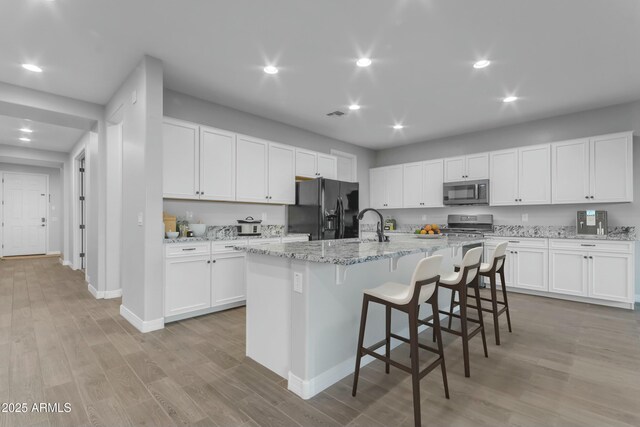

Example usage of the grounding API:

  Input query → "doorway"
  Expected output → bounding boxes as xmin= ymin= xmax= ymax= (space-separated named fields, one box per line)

xmin=79 ymin=156 xmax=87 ymax=270
xmin=1 ymin=172 xmax=49 ymax=256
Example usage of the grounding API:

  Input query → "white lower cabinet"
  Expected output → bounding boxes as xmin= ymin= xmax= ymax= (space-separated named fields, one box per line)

xmin=165 ymin=253 xmax=212 ymax=317
xmin=485 ymin=238 xmax=548 ymax=291
xmin=211 ymin=253 xmax=246 ymax=306
xmin=549 ymin=250 xmax=587 ymax=296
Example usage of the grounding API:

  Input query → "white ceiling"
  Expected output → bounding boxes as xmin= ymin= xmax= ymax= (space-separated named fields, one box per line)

xmin=0 ymin=115 xmax=85 ymax=152
xmin=1 ymin=0 xmax=639 ymax=149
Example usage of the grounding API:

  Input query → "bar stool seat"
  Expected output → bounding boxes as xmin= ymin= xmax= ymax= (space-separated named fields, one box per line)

xmin=352 ymin=255 xmax=449 ymax=427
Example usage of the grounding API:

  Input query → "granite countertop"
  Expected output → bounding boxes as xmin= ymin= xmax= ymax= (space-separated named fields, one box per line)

xmin=164 ymin=233 xmax=309 ymax=244
xmin=485 ymin=225 xmax=636 ymax=241
xmin=236 ymin=235 xmax=483 ymax=266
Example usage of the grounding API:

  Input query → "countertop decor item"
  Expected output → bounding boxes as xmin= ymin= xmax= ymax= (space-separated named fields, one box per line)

xmin=189 ymin=223 xmax=207 ymax=237
xmin=166 ymin=231 xmax=179 ymax=239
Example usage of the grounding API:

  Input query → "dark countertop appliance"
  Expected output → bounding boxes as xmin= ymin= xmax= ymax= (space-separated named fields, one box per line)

xmin=577 ymin=210 xmax=608 ymax=237
xmin=288 ymin=178 xmax=359 ymax=240
xmin=237 ymin=216 xmax=262 ymax=236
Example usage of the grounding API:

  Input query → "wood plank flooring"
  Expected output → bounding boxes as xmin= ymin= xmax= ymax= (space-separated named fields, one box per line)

xmin=1 ymin=256 xmax=639 ymax=427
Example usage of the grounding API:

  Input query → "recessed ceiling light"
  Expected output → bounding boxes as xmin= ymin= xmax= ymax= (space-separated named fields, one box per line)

xmin=348 ymin=104 xmax=361 ymax=111
xmin=392 ymin=124 xmax=404 ymax=130
xmin=22 ymin=63 xmax=43 ymax=73
xmin=19 ymin=137 xmax=31 ymax=142
xmin=356 ymin=58 xmax=372 ymax=67
xmin=263 ymin=65 xmax=278 ymax=74
xmin=473 ymin=59 xmax=491 ymax=69
xmin=503 ymin=96 xmax=518 ymax=103
xmin=20 ymin=128 xmax=33 ymax=133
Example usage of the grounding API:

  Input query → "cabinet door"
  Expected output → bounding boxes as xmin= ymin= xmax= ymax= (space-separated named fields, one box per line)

xmin=385 ymin=165 xmax=404 ymax=208
xmin=422 ymin=159 xmax=444 ymax=207
xmin=490 ymin=149 xmax=518 ymax=206
xmin=236 ymin=136 xmax=268 ymax=203
xmin=317 ymin=154 xmax=338 ymax=179
xmin=519 ymin=144 xmax=550 ymax=205
xmin=551 ymin=139 xmax=589 ymax=204
xmin=465 ymin=153 xmax=489 ymax=180
xmin=549 ymin=250 xmax=587 ymax=296
xmin=200 ymin=127 xmax=236 ymax=201
xmin=211 ymin=253 xmax=246 ymax=306
xmin=295 ymin=149 xmax=317 ymax=178
xmin=369 ymin=168 xmax=386 ymax=209
xmin=444 ymin=157 xmax=465 ymax=182
xmin=503 ymin=250 xmax=515 ymax=287
xmin=162 ymin=119 xmax=199 ymax=199
xmin=589 ymin=252 xmax=632 ymax=302
xmin=402 ymin=162 xmax=424 ymax=208
xmin=590 ymin=133 xmax=633 ymax=203
xmin=165 ymin=256 xmax=211 ymax=316
xmin=514 ymin=248 xmax=548 ymax=291
xmin=268 ymin=143 xmax=295 ymax=205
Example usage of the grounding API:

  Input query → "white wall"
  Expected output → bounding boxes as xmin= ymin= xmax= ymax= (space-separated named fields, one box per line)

xmin=163 ymin=200 xmax=285 ymax=226
xmin=375 ymin=100 xmax=640 ymax=229
xmin=0 ymin=163 xmax=63 ymax=253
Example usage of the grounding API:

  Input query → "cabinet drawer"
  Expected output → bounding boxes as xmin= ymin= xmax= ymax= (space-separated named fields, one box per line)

xmin=166 ymin=242 xmax=210 ymax=257
xmin=248 ymin=238 xmax=281 ymax=246
xmin=484 ymin=237 xmax=548 ymax=249
xmin=549 ymin=239 xmax=633 ymax=253
xmin=211 ymin=241 xmax=246 ymax=253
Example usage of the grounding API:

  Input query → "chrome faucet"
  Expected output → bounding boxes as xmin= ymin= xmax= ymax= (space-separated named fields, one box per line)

xmin=357 ymin=208 xmax=388 ymax=242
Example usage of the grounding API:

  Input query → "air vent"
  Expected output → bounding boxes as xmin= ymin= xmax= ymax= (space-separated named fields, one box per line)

xmin=326 ymin=110 xmax=345 ymax=117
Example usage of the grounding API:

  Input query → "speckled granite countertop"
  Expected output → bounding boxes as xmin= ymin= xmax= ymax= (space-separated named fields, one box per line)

xmin=485 ymin=225 xmax=636 ymax=241
xmin=164 ymin=233 xmax=309 ymax=244
xmin=236 ymin=235 xmax=483 ymax=266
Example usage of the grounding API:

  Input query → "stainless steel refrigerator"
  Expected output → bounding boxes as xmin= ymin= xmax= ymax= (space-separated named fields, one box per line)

xmin=287 ymin=178 xmax=359 ymax=240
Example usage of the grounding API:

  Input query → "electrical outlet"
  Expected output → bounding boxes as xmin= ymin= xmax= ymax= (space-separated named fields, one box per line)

xmin=293 ymin=272 xmax=303 ymax=293
xmin=522 ymin=213 xmax=529 ymax=222
xmin=137 ymin=212 xmax=144 ymax=226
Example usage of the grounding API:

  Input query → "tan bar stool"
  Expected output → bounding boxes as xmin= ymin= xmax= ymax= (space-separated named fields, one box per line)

xmin=352 ymin=255 xmax=449 ymax=427
xmin=425 ymin=247 xmax=487 ymax=377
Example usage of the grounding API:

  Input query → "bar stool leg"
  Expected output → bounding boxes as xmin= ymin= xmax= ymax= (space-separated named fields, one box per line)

xmin=459 ymin=286 xmax=470 ymax=378
xmin=408 ymin=304 xmax=421 ymax=427
xmin=352 ymin=296 xmax=370 ymax=396
xmin=499 ymin=269 xmax=513 ymax=333
xmin=447 ymin=289 xmax=456 ymax=330
xmin=489 ymin=273 xmax=501 ymax=345
xmin=472 ymin=279 xmax=489 ymax=358
xmin=431 ymin=298 xmax=449 ymax=399
xmin=385 ymin=305 xmax=391 ymax=374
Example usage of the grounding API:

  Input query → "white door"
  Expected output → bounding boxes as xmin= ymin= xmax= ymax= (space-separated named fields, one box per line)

xmin=295 ymin=149 xmax=317 ymax=178
xmin=385 ymin=165 xmax=404 ymax=208
xmin=317 ymin=154 xmax=338 ymax=179
xmin=369 ymin=168 xmax=385 ymax=209
xmin=165 ymin=255 xmax=211 ymax=316
xmin=513 ymin=248 xmax=548 ymax=291
xmin=236 ymin=136 xmax=268 ymax=203
xmin=490 ymin=149 xmax=518 ymax=206
xmin=465 ymin=153 xmax=489 ymax=180
xmin=162 ymin=118 xmax=199 ymax=199
xmin=423 ymin=159 xmax=444 ymax=207
xmin=590 ymin=133 xmax=633 ymax=203
xmin=549 ymin=250 xmax=587 ymax=296
xmin=403 ymin=162 xmax=424 ymax=208
xmin=519 ymin=144 xmax=551 ymax=205
xmin=589 ymin=252 xmax=632 ymax=302
xmin=3 ymin=173 xmax=47 ymax=256
xmin=444 ymin=157 xmax=465 ymax=182
xmin=551 ymin=139 xmax=590 ymax=204
xmin=268 ymin=143 xmax=295 ymax=204
xmin=200 ymin=126 xmax=236 ymax=201
xmin=211 ymin=253 xmax=246 ymax=306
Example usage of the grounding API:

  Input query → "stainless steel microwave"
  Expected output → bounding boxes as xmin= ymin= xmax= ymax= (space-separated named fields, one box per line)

xmin=443 ymin=179 xmax=489 ymax=205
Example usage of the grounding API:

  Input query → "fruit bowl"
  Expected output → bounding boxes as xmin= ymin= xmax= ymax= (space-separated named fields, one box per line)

xmin=414 ymin=224 xmax=441 ymax=236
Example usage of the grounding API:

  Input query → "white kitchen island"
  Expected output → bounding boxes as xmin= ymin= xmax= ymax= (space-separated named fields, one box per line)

xmin=237 ymin=235 xmax=483 ymax=399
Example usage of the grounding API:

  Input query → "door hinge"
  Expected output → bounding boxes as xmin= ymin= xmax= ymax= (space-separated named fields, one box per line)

xmin=79 ymin=253 xmax=85 ymax=258
xmin=79 ymin=167 xmax=85 ymax=173
xmin=79 ymin=224 xmax=85 ymax=230
xmin=79 ymin=196 xmax=85 ymax=201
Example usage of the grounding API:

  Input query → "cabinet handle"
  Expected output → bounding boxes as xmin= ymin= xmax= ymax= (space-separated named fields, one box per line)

xmin=508 ymin=240 xmax=520 ymax=243
xmin=583 ymin=256 xmax=587 ymax=259
xmin=182 ymin=248 xmax=197 ymax=251
xmin=207 ymin=260 xmax=211 ymax=264
xmin=212 ymin=260 xmax=217 ymax=263
xmin=580 ymin=244 xmax=596 ymax=247
xmin=589 ymin=256 xmax=593 ymax=259
xmin=201 ymin=192 xmax=204 ymax=195
xmin=585 ymin=196 xmax=589 ymax=199
xmin=590 ymin=196 xmax=594 ymax=199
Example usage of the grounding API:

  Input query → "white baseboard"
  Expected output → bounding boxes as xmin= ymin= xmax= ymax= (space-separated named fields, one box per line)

xmin=61 ymin=259 xmax=72 ymax=266
xmin=47 ymin=251 xmax=61 ymax=256
xmin=87 ymin=283 xmax=99 ymax=298
xmin=87 ymin=284 xmax=122 ymax=300
xmin=120 ymin=304 xmax=164 ymax=333
xmin=104 ymin=289 xmax=122 ymax=299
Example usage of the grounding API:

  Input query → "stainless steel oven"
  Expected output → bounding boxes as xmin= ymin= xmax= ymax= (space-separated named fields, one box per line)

xmin=443 ymin=179 xmax=489 ymax=205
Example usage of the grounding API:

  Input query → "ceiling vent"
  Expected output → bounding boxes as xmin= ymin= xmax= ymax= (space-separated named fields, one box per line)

xmin=326 ymin=110 xmax=345 ymax=117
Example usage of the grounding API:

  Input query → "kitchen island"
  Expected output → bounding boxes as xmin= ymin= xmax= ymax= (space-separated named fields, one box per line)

xmin=236 ymin=235 xmax=483 ymax=399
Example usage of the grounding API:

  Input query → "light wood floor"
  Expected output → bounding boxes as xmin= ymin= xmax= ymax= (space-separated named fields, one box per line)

xmin=1 ymin=257 xmax=639 ymax=427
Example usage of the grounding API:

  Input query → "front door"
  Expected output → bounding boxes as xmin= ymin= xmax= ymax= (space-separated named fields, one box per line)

xmin=3 ymin=172 xmax=47 ymax=256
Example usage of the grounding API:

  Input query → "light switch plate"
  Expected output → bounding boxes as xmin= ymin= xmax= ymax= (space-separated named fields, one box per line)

xmin=293 ymin=272 xmax=303 ymax=293
xmin=522 ymin=213 xmax=529 ymax=222
xmin=421 ymin=215 xmax=428 ymax=221
xmin=137 ymin=212 xmax=144 ymax=226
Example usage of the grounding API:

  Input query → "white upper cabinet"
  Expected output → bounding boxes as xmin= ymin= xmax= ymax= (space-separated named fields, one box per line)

xmin=199 ymin=126 xmax=236 ymax=201
xmin=163 ymin=118 xmax=199 ymax=199
xmin=236 ymin=135 xmax=269 ymax=203
xmin=370 ymin=165 xmax=403 ymax=209
xmin=295 ymin=149 xmax=337 ymax=179
xmin=552 ymin=132 xmax=633 ymax=204
xmin=317 ymin=154 xmax=338 ymax=179
xmin=444 ymin=153 xmax=488 ymax=182
xmin=490 ymin=144 xmax=550 ymax=206
xmin=268 ymin=143 xmax=295 ymax=204
xmin=403 ymin=159 xmax=444 ymax=208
